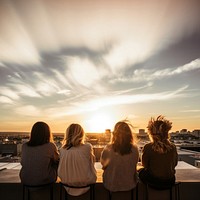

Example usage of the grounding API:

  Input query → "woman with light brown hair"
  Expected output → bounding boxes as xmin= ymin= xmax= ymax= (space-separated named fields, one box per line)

xmin=139 ymin=115 xmax=178 ymax=188
xmin=100 ymin=121 xmax=139 ymax=192
xmin=58 ymin=123 xmax=97 ymax=196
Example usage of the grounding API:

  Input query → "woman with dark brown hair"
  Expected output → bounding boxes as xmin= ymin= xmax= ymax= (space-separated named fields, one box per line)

xmin=138 ymin=115 xmax=178 ymax=188
xmin=20 ymin=121 xmax=59 ymax=185
xmin=100 ymin=121 xmax=139 ymax=192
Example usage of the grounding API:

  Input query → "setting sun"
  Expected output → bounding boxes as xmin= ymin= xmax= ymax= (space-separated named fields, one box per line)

xmin=84 ymin=113 xmax=115 ymax=133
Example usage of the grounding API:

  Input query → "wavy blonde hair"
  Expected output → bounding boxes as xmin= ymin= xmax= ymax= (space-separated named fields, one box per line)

xmin=62 ymin=124 xmax=85 ymax=149
xmin=147 ymin=115 xmax=173 ymax=153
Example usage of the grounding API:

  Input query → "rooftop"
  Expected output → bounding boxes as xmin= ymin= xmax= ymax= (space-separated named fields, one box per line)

xmin=0 ymin=147 xmax=200 ymax=200
xmin=0 ymin=161 xmax=200 ymax=200
xmin=0 ymin=161 xmax=200 ymax=183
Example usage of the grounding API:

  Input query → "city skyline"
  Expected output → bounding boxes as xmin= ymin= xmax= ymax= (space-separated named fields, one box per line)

xmin=0 ymin=0 xmax=200 ymax=133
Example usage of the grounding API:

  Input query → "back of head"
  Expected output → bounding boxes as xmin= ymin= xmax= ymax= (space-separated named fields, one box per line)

xmin=28 ymin=121 xmax=51 ymax=146
xmin=147 ymin=115 xmax=173 ymax=153
xmin=63 ymin=123 xmax=85 ymax=149
xmin=112 ymin=121 xmax=134 ymax=155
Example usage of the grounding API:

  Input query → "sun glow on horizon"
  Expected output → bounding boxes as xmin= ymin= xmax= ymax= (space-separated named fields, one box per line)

xmin=84 ymin=112 xmax=115 ymax=133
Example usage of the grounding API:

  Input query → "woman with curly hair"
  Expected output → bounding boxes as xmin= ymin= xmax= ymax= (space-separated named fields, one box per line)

xmin=100 ymin=121 xmax=139 ymax=192
xmin=139 ymin=116 xmax=178 ymax=188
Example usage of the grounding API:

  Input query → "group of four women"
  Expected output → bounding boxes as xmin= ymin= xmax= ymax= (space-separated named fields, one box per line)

xmin=19 ymin=115 xmax=178 ymax=196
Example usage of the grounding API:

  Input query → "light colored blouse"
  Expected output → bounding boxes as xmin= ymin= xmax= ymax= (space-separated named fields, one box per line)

xmin=20 ymin=142 xmax=59 ymax=185
xmin=58 ymin=143 xmax=97 ymax=196
xmin=101 ymin=144 xmax=139 ymax=192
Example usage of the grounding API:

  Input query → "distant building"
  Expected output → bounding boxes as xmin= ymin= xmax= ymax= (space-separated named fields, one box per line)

xmin=17 ymin=144 xmax=22 ymax=155
xmin=180 ymin=129 xmax=188 ymax=133
xmin=137 ymin=129 xmax=149 ymax=140
xmin=192 ymin=130 xmax=200 ymax=138
xmin=0 ymin=144 xmax=17 ymax=156
xmin=85 ymin=133 xmax=100 ymax=145
xmin=171 ymin=132 xmax=198 ymax=141
xmin=104 ymin=129 xmax=111 ymax=142
xmin=139 ymin=129 xmax=145 ymax=134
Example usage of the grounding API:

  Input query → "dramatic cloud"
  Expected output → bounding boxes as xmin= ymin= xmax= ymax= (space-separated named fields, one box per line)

xmin=114 ymin=59 xmax=200 ymax=83
xmin=0 ymin=0 xmax=200 ymax=131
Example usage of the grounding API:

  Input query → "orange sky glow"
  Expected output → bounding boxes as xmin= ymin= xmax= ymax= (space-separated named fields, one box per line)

xmin=0 ymin=0 xmax=200 ymax=133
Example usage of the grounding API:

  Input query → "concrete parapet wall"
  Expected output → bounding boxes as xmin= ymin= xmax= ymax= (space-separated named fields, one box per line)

xmin=0 ymin=182 xmax=200 ymax=200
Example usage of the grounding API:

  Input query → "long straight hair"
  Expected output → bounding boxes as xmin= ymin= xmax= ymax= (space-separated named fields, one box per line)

xmin=112 ymin=121 xmax=134 ymax=155
xmin=27 ymin=121 xmax=53 ymax=146
xmin=62 ymin=124 xmax=85 ymax=149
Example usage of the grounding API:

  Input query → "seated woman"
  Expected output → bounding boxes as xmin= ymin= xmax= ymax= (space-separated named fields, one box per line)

xmin=138 ymin=115 xmax=178 ymax=189
xmin=100 ymin=121 xmax=139 ymax=192
xmin=20 ymin=121 xmax=59 ymax=185
xmin=58 ymin=123 xmax=97 ymax=196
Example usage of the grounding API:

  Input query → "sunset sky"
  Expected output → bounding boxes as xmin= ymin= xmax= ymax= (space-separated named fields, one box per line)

xmin=0 ymin=0 xmax=200 ymax=133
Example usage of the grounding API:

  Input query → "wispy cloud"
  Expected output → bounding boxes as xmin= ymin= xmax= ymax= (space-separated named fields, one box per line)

xmin=11 ymin=84 xmax=41 ymax=98
xmin=181 ymin=109 xmax=200 ymax=113
xmin=1 ymin=0 xmax=200 ymax=68
xmin=0 ymin=96 xmax=14 ymax=104
xmin=0 ymin=0 xmax=200 ymax=131
xmin=0 ymin=87 xmax=20 ymax=100
xmin=0 ymin=62 xmax=6 ymax=68
xmin=112 ymin=83 xmax=153 ymax=95
xmin=15 ymin=105 xmax=41 ymax=116
xmin=33 ymin=72 xmax=62 ymax=97
xmin=45 ymin=85 xmax=188 ymax=118
xmin=0 ymin=0 xmax=40 ymax=66
xmin=152 ymin=59 xmax=200 ymax=76
xmin=112 ymin=59 xmax=200 ymax=83
xmin=66 ymin=56 xmax=101 ymax=88
xmin=51 ymin=69 xmax=72 ymax=90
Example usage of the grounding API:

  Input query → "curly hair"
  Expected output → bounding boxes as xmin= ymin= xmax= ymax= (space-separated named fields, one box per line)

xmin=63 ymin=124 xmax=85 ymax=149
xmin=147 ymin=115 xmax=173 ymax=153
xmin=112 ymin=121 xmax=134 ymax=155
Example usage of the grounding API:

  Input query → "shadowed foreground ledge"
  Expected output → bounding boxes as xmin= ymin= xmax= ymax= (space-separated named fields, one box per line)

xmin=0 ymin=162 xmax=200 ymax=200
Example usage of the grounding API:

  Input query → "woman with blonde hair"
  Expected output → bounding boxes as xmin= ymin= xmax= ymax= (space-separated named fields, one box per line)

xmin=58 ymin=123 xmax=97 ymax=196
xmin=139 ymin=116 xmax=178 ymax=188
xmin=100 ymin=121 xmax=139 ymax=192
